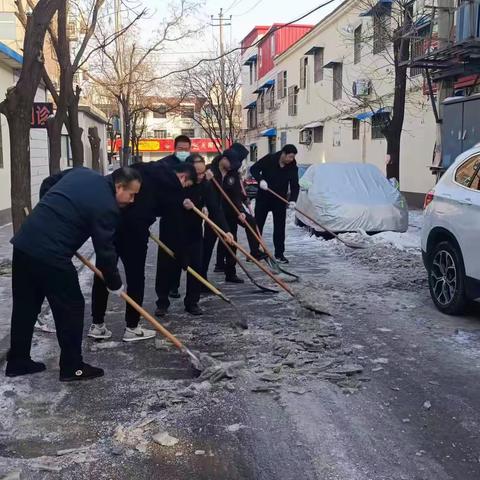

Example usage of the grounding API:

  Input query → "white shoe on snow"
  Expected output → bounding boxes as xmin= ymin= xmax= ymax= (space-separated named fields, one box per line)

xmin=123 ymin=326 xmax=156 ymax=342
xmin=88 ymin=323 xmax=112 ymax=340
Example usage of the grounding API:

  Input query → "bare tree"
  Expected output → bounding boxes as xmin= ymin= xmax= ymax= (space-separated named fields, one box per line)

xmin=177 ymin=49 xmax=242 ymax=150
xmin=0 ymin=0 xmax=60 ymax=232
xmin=342 ymin=0 xmax=417 ymax=183
xmin=89 ymin=0 xmax=201 ymax=166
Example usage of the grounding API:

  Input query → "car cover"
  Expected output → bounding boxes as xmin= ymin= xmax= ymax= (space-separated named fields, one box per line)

xmin=296 ymin=163 xmax=408 ymax=233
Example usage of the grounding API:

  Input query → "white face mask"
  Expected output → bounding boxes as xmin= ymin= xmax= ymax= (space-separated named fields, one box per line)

xmin=176 ymin=151 xmax=189 ymax=162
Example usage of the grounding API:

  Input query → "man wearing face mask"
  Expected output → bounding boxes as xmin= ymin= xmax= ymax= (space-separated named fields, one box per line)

xmin=161 ymin=135 xmax=192 ymax=167
xmin=155 ymin=154 xmax=234 ymax=316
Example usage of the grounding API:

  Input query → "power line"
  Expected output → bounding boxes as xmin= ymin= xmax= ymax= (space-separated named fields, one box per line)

xmin=155 ymin=0 xmax=338 ymax=81
xmin=232 ymin=0 xmax=265 ymax=17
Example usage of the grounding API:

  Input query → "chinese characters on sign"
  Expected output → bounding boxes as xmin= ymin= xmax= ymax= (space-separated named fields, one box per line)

xmin=31 ymin=103 xmax=54 ymax=128
xmin=108 ymin=138 xmax=225 ymax=153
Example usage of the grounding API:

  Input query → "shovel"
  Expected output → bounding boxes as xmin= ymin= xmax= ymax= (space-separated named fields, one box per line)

xmin=266 ymin=188 xmax=367 ymax=250
xmin=75 ymin=253 xmax=206 ymax=371
xmin=149 ymin=233 xmax=248 ymax=329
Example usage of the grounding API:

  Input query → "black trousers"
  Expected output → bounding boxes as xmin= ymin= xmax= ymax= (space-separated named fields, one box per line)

xmin=156 ymin=238 xmax=203 ymax=309
xmin=204 ymin=212 xmax=261 ymax=278
xmin=91 ymin=224 xmax=149 ymax=329
xmin=255 ymin=200 xmax=287 ymax=257
xmin=9 ymin=248 xmax=85 ymax=374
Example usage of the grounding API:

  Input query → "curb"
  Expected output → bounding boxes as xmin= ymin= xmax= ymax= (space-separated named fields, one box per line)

xmin=0 ymin=248 xmax=96 ymax=365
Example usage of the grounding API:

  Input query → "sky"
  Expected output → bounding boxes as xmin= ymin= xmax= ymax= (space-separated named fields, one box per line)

xmin=135 ymin=0 xmax=344 ymax=66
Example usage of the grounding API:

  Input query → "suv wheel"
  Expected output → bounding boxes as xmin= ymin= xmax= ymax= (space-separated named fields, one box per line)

xmin=427 ymin=240 xmax=468 ymax=315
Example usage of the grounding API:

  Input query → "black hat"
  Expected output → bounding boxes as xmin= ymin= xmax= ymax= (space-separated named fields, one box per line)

xmin=222 ymin=142 xmax=248 ymax=171
xmin=229 ymin=142 xmax=249 ymax=161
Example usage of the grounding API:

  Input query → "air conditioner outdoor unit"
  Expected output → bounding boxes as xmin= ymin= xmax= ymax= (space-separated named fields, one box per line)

xmin=299 ymin=129 xmax=312 ymax=145
xmin=352 ymin=79 xmax=372 ymax=97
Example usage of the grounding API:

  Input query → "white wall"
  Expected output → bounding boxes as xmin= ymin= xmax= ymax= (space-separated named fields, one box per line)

xmin=0 ymin=63 xmax=12 ymax=217
xmin=241 ymin=0 xmax=437 ymax=197
xmin=78 ymin=110 xmax=108 ymax=173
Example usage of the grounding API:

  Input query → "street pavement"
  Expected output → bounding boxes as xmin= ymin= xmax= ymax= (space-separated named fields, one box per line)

xmin=1 ymin=213 xmax=480 ymax=479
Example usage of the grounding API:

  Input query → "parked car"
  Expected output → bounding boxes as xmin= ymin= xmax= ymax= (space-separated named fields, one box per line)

xmin=421 ymin=146 xmax=480 ymax=315
xmin=295 ymin=163 xmax=408 ymax=235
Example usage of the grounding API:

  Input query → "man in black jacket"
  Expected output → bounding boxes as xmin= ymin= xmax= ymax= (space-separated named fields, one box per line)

xmin=155 ymin=154 xmax=233 ymax=316
xmin=203 ymin=144 xmax=264 ymax=283
xmin=250 ymin=144 xmax=300 ymax=264
xmin=89 ymin=162 xmax=197 ymax=342
xmin=6 ymin=167 xmax=141 ymax=381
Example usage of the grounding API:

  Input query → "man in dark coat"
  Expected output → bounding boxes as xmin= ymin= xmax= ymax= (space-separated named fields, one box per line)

xmin=155 ymin=154 xmax=233 ymax=316
xmin=250 ymin=144 xmax=300 ymax=264
xmin=89 ymin=162 xmax=197 ymax=341
xmin=6 ymin=167 xmax=141 ymax=381
xmin=203 ymin=143 xmax=264 ymax=283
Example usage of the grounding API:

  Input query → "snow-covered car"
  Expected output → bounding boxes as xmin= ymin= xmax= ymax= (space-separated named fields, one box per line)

xmin=295 ymin=163 xmax=408 ymax=235
xmin=421 ymin=146 xmax=480 ymax=315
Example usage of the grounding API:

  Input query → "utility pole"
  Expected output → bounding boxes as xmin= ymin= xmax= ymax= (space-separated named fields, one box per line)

xmin=211 ymin=8 xmax=232 ymax=150
xmin=433 ymin=0 xmax=455 ymax=174
xmin=114 ymin=0 xmax=126 ymax=165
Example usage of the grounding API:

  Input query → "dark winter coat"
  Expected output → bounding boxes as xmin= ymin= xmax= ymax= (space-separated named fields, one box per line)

xmin=12 ymin=167 xmax=122 ymax=290
xmin=250 ymin=152 xmax=299 ymax=205
xmin=159 ymin=153 xmax=182 ymax=169
xmin=209 ymin=155 xmax=244 ymax=219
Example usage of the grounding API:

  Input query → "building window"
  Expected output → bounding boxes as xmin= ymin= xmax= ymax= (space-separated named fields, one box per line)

xmin=280 ymin=131 xmax=287 ymax=148
xmin=277 ymin=70 xmax=287 ymax=99
xmin=352 ymin=119 xmax=360 ymax=140
xmin=153 ymin=105 xmax=167 ymax=118
xmin=373 ymin=13 xmax=390 ymax=54
xmin=371 ymin=112 xmax=389 ymax=139
xmin=249 ymin=63 xmax=254 ymax=85
xmin=268 ymin=136 xmax=276 ymax=154
xmin=333 ymin=63 xmax=343 ymax=101
xmin=271 ymin=35 xmax=275 ymax=56
xmin=181 ymin=105 xmax=195 ymax=119
xmin=249 ymin=144 xmax=257 ymax=162
xmin=61 ymin=135 xmax=73 ymax=167
xmin=300 ymin=57 xmax=308 ymax=89
xmin=247 ymin=108 xmax=257 ymax=129
xmin=313 ymin=126 xmax=323 ymax=143
xmin=181 ymin=128 xmax=195 ymax=137
xmin=258 ymin=91 xmax=265 ymax=114
xmin=314 ymin=48 xmax=324 ymax=83
xmin=0 ymin=13 xmax=17 ymax=40
xmin=154 ymin=129 xmax=167 ymax=138
xmin=410 ymin=25 xmax=430 ymax=77
xmin=288 ymin=86 xmax=298 ymax=116
xmin=354 ymin=25 xmax=362 ymax=64
xmin=266 ymin=87 xmax=275 ymax=110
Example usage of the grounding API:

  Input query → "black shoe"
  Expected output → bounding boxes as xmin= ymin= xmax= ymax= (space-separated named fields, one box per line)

xmin=185 ymin=304 xmax=203 ymax=316
xmin=5 ymin=358 xmax=46 ymax=377
xmin=214 ymin=265 xmax=225 ymax=273
xmin=225 ymin=275 xmax=245 ymax=284
xmin=155 ymin=307 xmax=168 ymax=317
xmin=59 ymin=363 xmax=104 ymax=382
xmin=275 ymin=255 xmax=289 ymax=264
xmin=169 ymin=289 xmax=181 ymax=299
xmin=253 ymin=252 xmax=268 ymax=262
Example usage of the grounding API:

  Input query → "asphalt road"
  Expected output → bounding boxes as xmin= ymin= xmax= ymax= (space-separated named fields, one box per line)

xmin=1 ymin=216 xmax=479 ymax=479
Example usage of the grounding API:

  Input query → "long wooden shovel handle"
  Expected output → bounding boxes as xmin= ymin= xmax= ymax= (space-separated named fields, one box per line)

xmin=75 ymin=252 xmax=184 ymax=350
xmin=211 ymin=177 xmax=274 ymax=260
xmin=192 ymin=206 xmax=294 ymax=297
xmin=266 ymin=187 xmax=343 ymax=240
xmin=149 ymin=233 xmax=228 ymax=302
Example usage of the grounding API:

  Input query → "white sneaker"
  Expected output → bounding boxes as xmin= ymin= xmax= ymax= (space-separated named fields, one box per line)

xmin=123 ymin=326 xmax=156 ymax=342
xmin=88 ymin=323 xmax=113 ymax=340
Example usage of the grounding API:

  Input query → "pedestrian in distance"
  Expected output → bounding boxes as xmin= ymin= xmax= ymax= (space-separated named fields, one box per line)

xmin=6 ymin=166 xmax=141 ymax=382
xmin=161 ymin=134 xmax=192 ymax=168
xmin=250 ymin=144 xmax=300 ymax=264
xmin=155 ymin=154 xmax=234 ymax=317
xmin=89 ymin=162 xmax=197 ymax=342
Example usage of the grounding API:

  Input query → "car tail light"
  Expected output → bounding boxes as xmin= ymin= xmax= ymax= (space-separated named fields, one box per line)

xmin=424 ymin=190 xmax=435 ymax=209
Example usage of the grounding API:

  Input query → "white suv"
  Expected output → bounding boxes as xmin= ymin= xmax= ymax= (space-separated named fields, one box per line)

xmin=422 ymin=146 xmax=480 ymax=315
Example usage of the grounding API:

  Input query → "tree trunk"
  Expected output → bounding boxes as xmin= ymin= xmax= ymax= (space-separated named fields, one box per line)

xmin=47 ymin=115 xmax=63 ymax=174
xmin=67 ymin=89 xmax=84 ymax=167
xmin=0 ymin=0 xmax=60 ymax=233
xmin=88 ymin=126 xmax=101 ymax=172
